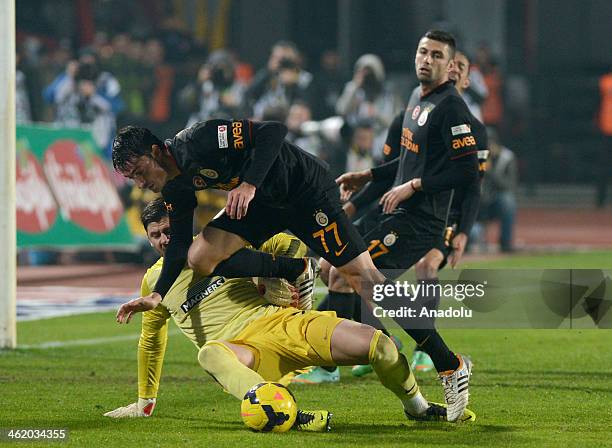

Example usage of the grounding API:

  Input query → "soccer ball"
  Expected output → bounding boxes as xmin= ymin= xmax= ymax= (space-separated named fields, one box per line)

xmin=241 ymin=382 xmax=297 ymax=432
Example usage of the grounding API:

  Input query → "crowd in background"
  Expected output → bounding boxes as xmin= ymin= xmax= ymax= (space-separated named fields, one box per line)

xmin=17 ymin=27 xmax=521 ymax=261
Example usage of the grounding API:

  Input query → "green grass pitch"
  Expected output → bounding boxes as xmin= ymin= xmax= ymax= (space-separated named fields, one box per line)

xmin=2 ymin=250 xmax=612 ymax=447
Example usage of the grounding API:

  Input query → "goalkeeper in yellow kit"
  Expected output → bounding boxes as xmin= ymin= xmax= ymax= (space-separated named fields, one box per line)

xmin=104 ymin=198 xmax=475 ymax=429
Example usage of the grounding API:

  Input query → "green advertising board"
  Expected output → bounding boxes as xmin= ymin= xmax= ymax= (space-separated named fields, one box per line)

xmin=16 ymin=124 xmax=135 ymax=249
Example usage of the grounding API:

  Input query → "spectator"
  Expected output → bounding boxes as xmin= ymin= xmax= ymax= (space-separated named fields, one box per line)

xmin=285 ymin=100 xmax=322 ymax=158
xmin=336 ymin=54 xmax=401 ymax=163
xmin=179 ymin=49 xmax=245 ymax=126
xmin=311 ymin=49 xmax=347 ymax=119
xmin=244 ymin=41 xmax=315 ymax=120
xmin=43 ymin=51 xmax=123 ymax=158
xmin=478 ymin=128 xmax=518 ymax=252
xmin=344 ymin=120 xmax=375 ymax=173
xmin=16 ymin=50 xmax=32 ymax=124
xmin=474 ymin=44 xmax=504 ymax=127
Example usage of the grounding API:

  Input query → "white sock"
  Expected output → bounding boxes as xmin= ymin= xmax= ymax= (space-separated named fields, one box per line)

xmin=402 ymin=390 xmax=429 ymax=416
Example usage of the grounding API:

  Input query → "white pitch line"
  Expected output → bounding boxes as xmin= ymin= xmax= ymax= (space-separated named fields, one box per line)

xmin=19 ymin=329 xmax=182 ymax=349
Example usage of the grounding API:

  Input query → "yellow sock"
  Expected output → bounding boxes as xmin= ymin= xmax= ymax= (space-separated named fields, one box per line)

xmin=198 ymin=341 xmax=264 ymax=400
xmin=369 ymin=330 xmax=428 ymax=414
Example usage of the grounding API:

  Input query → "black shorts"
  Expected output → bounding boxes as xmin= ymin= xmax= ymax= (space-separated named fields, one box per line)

xmin=208 ymin=179 xmax=367 ymax=267
xmin=356 ymin=208 xmax=451 ymax=279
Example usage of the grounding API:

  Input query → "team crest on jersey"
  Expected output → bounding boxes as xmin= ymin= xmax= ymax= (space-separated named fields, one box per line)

xmin=411 ymin=105 xmax=421 ymax=120
xmin=315 ymin=210 xmax=329 ymax=226
xmin=200 ymin=168 xmax=219 ymax=179
xmin=193 ymin=175 xmax=207 ymax=189
xmin=217 ymin=125 xmax=228 ymax=148
xmin=417 ymin=109 xmax=429 ymax=126
xmin=383 ymin=232 xmax=398 ymax=247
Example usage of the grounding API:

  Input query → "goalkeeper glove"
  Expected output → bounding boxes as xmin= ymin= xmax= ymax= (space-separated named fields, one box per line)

xmin=103 ymin=398 xmax=156 ymax=418
xmin=255 ymin=277 xmax=312 ymax=309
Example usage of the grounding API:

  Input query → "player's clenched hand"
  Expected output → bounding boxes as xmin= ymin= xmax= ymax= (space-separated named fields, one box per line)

xmin=380 ymin=181 xmax=415 ymax=214
xmin=448 ymin=232 xmax=468 ymax=269
xmin=336 ymin=170 xmax=372 ymax=201
xmin=104 ymin=398 xmax=156 ymax=418
xmin=226 ymin=182 xmax=256 ymax=219
xmin=116 ymin=293 xmax=162 ymax=324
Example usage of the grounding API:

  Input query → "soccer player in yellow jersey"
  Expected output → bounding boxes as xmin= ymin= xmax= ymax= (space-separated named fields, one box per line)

xmin=104 ymin=198 xmax=475 ymax=428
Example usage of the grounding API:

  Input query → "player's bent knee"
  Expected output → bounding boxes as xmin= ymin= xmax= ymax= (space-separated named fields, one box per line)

xmin=188 ymin=242 xmax=222 ymax=275
xmin=369 ymin=330 xmax=400 ymax=367
xmin=197 ymin=342 xmax=218 ymax=372
xmin=329 ymin=319 xmax=376 ymax=365
xmin=198 ymin=341 xmax=255 ymax=372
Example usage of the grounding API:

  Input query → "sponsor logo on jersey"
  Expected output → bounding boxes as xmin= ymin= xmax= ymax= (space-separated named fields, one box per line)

xmin=200 ymin=168 xmax=219 ymax=179
xmin=383 ymin=232 xmax=398 ymax=246
xmin=217 ymin=125 xmax=228 ymax=148
xmin=411 ymin=105 xmax=421 ymax=120
xmin=417 ymin=109 xmax=429 ymax=126
xmin=232 ymin=121 xmax=245 ymax=149
xmin=193 ymin=175 xmax=207 ymax=189
xmin=181 ymin=277 xmax=226 ymax=313
xmin=400 ymin=128 xmax=419 ymax=154
xmin=315 ymin=211 xmax=329 ymax=226
xmin=451 ymin=124 xmax=471 ymax=136
xmin=452 ymin=135 xmax=477 ymax=149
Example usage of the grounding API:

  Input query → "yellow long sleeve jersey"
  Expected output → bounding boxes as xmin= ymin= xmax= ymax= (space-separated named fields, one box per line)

xmin=137 ymin=233 xmax=307 ymax=398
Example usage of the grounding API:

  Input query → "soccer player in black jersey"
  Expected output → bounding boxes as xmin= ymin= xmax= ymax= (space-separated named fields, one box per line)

xmin=315 ymin=48 xmax=487 ymax=380
xmin=334 ymin=31 xmax=479 ymax=421
xmin=110 ymin=29 xmax=472 ymax=422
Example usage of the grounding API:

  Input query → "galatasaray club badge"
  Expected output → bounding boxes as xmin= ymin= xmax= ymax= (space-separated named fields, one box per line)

xmin=315 ymin=211 xmax=329 ymax=227
xmin=417 ymin=109 xmax=429 ymax=126
xmin=383 ymin=232 xmax=398 ymax=247
xmin=200 ymin=168 xmax=219 ymax=179
xmin=412 ymin=105 xmax=421 ymax=120
xmin=193 ymin=176 xmax=207 ymax=189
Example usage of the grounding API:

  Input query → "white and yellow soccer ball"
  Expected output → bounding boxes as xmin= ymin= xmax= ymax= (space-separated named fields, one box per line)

xmin=240 ymin=382 xmax=298 ymax=432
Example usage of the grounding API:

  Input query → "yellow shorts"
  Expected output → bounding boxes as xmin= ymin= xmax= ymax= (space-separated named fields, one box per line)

xmin=229 ymin=307 xmax=344 ymax=381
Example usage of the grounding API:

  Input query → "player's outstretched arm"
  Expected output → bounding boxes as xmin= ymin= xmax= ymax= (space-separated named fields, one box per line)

xmin=335 ymin=169 xmax=373 ymax=201
xmin=379 ymin=179 xmax=418 ymax=214
xmin=104 ymin=398 xmax=156 ymax=418
xmin=116 ymin=293 xmax=162 ymax=324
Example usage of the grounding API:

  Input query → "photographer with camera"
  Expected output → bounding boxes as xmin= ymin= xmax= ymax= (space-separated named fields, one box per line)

xmin=244 ymin=41 xmax=315 ymax=120
xmin=336 ymin=54 xmax=402 ymax=164
xmin=43 ymin=51 xmax=123 ymax=159
xmin=179 ymin=50 xmax=246 ymax=126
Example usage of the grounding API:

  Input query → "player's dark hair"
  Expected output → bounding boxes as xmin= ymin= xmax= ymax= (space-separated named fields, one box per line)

xmin=140 ymin=197 xmax=168 ymax=230
xmin=423 ymin=29 xmax=456 ymax=59
xmin=112 ymin=126 xmax=163 ymax=173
